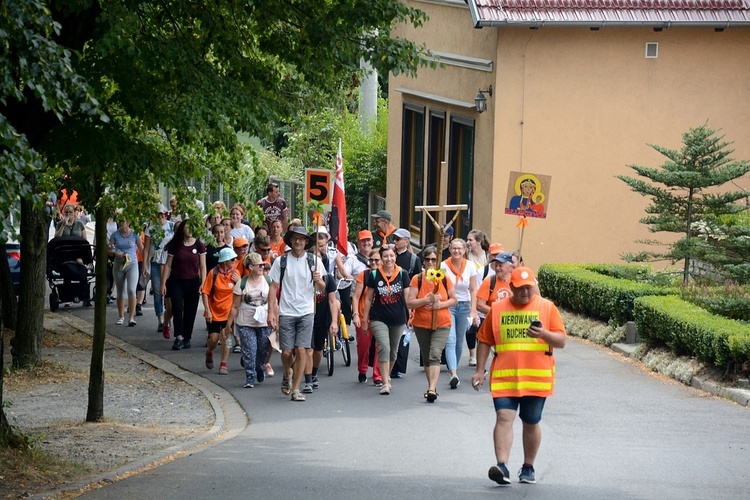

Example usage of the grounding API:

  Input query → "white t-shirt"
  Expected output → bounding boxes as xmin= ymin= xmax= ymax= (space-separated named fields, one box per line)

xmin=230 ymin=224 xmax=255 ymax=243
xmin=234 ymin=276 xmax=269 ymax=327
xmin=441 ymin=259 xmax=477 ymax=302
xmin=269 ymin=252 xmax=326 ymax=316
xmin=144 ymin=220 xmax=175 ymax=265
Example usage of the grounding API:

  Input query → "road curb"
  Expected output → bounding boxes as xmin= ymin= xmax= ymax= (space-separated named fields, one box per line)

xmin=611 ymin=342 xmax=750 ymax=407
xmin=34 ymin=314 xmax=248 ymax=498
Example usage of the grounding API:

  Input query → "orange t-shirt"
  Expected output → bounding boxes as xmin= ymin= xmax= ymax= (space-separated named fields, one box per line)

xmin=409 ymin=272 xmax=452 ymax=329
xmin=234 ymin=259 xmax=250 ymax=277
xmin=269 ymin=238 xmax=286 ymax=257
xmin=477 ymin=275 xmax=512 ymax=309
xmin=201 ymin=268 xmax=236 ymax=321
xmin=356 ymin=272 xmax=369 ymax=318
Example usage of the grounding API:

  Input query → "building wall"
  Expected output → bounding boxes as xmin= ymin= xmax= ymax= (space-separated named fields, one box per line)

xmin=389 ymin=2 xmax=750 ymax=267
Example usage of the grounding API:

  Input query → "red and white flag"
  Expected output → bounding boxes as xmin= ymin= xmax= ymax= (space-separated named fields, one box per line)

xmin=332 ymin=138 xmax=349 ymax=255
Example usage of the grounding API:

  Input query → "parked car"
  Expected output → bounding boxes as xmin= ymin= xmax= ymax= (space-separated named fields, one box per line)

xmin=6 ymin=239 xmax=20 ymax=295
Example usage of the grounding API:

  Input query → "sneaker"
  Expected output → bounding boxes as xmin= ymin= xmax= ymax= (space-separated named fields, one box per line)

xmin=256 ymin=368 xmax=265 ymax=383
xmin=162 ymin=324 xmax=171 ymax=339
xmin=219 ymin=363 xmax=228 ymax=375
xmin=449 ymin=374 xmax=460 ymax=389
xmin=135 ymin=304 xmax=143 ymax=316
xmin=233 ymin=345 xmax=241 ymax=353
xmin=391 ymin=371 xmax=402 ymax=379
xmin=205 ymin=351 xmax=214 ymax=369
xmin=265 ymin=363 xmax=275 ymax=377
xmin=469 ymin=356 xmax=477 ymax=366
xmin=358 ymin=373 xmax=367 ymax=383
xmin=157 ymin=323 xmax=164 ymax=333
xmin=116 ymin=317 xmax=124 ymax=325
xmin=128 ymin=318 xmax=137 ymax=327
xmin=302 ymin=383 xmax=314 ymax=394
xmin=489 ymin=463 xmax=511 ymax=485
xmin=373 ymin=378 xmax=383 ymax=387
xmin=172 ymin=338 xmax=183 ymax=350
xmin=183 ymin=339 xmax=191 ymax=349
xmin=518 ymin=464 xmax=536 ymax=484
xmin=244 ymin=382 xmax=254 ymax=388
xmin=311 ymin=376 xmax=319 ymax=389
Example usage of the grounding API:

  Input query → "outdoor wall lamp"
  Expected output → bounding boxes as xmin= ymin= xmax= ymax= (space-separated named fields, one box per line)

xmin=475 ymin=85 xmax=493 ymax=113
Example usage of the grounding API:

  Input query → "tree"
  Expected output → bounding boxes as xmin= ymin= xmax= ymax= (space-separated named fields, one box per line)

xmin=618 ymin=125 xmax=750 ymax=283
xmin=3 ymin=0 xmax=432 ymax=422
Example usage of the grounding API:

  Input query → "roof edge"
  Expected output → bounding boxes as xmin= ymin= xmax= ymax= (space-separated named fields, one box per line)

xmin=474 ymin=19 xmax=750 ymax=28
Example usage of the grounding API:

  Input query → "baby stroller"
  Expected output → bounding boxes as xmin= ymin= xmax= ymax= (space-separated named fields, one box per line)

xmin=47 ymin=236 xmax=95 ymax=311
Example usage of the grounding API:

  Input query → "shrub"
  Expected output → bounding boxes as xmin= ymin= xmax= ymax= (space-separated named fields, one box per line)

xmin=538 ymin=264 xmax=673 ymax=325
xmin=678 ymin=281 xmax=750 ymax=321
xmin=634 ymin=295 xmax=750 ymax=368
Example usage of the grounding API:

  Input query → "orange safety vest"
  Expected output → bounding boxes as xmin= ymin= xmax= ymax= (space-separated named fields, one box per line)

xmin=478 ymin=295 xmax=566 ymax=398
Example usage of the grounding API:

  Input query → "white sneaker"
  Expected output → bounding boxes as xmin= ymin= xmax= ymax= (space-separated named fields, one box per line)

xmin=116 ymin=317 xmax=124 ymax=325
xmin=469 ymin=356 xmax=477 ymax=366
xmin=302 ymin=383 xmax=314 ymax=394
xmin=265 ymin=363 xmax=275 ymax=377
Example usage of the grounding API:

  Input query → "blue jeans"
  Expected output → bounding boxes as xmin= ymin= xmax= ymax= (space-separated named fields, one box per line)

xmin=149 ymin=261 xmax=164 ymax=317
xmin=237 ymin=326 xmax=271 ymax=384
xmin=446 ymin=300 xmax=471 ymax=371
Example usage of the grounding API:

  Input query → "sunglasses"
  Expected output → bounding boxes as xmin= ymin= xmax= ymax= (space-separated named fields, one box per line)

xmin=381 ymin=244 xmax=395 ymax=250
xmin=423 ymin=257 xmax=437 ymax=262
xmin=257 ymin=247 xmax=271 ymax=252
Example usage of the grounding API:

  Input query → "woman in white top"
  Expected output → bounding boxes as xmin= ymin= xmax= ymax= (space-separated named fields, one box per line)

xmin=225 ymin=252 xmax=270 ymax=388
xmin=440 ymin=238 xmax=479 ymax=390
xmin=466 ymin=229 xmax=490 ymax=270
xmin=229 ymin=204 xmax=255 ymax=244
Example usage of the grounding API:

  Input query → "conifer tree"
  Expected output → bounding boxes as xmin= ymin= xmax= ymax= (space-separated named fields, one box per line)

xmin=618 ymin=125 xmax=750 ymax=283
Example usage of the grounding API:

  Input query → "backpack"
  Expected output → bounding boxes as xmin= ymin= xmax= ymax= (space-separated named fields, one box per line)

xmin=239 ymin=273 xmax=272 ymax=291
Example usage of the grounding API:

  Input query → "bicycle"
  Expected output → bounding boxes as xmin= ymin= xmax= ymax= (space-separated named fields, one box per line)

xmin=323 ymin=278 xmax=354 ymax=376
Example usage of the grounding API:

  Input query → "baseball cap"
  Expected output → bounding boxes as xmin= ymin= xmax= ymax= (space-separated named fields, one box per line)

xmin=371 ymin=209 xmax=392 ymax=221
xmin=510 ymin=267 xmax=536 ymax=287
xmin=493 ymin=252 xmax=514 ymax=264
xmin=489 ymin=243 xmax=504 ymax=255
xmin=217 ymin=247 xmax=238 ymax=263
xmin=393 ymin=228 xmax=411 ymax=239
xmin=358 ymin=230 xmax=373 ymax=240
xmin=443 ymin=224 xmax=454 ymax=236
xmin=233 ymin=237 xmax=249 ymax=248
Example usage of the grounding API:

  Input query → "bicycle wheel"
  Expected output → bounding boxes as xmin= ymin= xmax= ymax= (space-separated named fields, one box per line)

xmin=339 ymin=314 xmax=351 ymax=366
xmin=326 ymin=329 xmax=335 ymax=376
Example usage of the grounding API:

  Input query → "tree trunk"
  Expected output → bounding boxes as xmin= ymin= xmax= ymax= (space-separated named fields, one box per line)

xmin=0 ymin=241 xmax=17 ymax=331
xmin=86 ymin=202 xmax=108 ymax=422
xmin=11 ymin=197 xmax=48 ymax=368
xmin=1 ymin=291 xmax=24 ymax=448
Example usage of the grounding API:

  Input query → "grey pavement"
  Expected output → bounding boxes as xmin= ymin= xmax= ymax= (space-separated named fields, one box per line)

xmin=61 ymin=297 xmax=750 ymax=499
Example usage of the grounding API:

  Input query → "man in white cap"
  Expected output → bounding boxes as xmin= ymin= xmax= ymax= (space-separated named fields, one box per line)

xmin=202 ymin=247 xmax=241 ymax=375
xmin=472 ymin=267 xmax=566 ymax=486
xmin=142 ymin=203 xmax=176 ymax=336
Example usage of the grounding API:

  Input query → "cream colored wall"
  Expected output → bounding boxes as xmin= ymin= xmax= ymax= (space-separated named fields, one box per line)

xmin=389 ymin=5 xmax=750 ymax=268
xmin=388 ymin=1 xmax=497 ymax=233
xmin=491 ymin=28 xmax=750 ymax=267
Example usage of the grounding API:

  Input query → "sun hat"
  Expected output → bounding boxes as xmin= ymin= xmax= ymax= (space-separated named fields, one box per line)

xmin=218 ymin=247 xmax=238 ymax=263
xmin=510 ymin=267 xmax=536 ymax=287
xmin=283 ymin=225 xmax=314 ymax=249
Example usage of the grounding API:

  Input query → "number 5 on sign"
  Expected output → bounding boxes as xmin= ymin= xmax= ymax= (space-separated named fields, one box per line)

xmin=305 ymin=169 xmax=333 ymax=205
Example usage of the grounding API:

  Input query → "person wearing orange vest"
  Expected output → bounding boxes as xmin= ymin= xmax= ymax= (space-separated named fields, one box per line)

xmin=472 ymin=266 xmax=566 ymax=487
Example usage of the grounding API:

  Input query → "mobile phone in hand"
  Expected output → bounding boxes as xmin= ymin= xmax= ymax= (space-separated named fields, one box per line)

xmin=530 ymin=320 xmax=542 ymax=328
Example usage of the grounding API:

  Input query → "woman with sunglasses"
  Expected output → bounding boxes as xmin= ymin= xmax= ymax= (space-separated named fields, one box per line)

xmin=441 ymin=238 xmax=479 ymax=390
xmin=352 ymin=249 xmax=383 ymax=386
xmin=225 ymin=252 xmax=272 ymax=387
xmin=361 ymin=245 xmax=411 ymax=395
xmin=202 ymin=247 xmax=240 ymax=375
xmin=405 ymin=245 xmax=457 ymax=402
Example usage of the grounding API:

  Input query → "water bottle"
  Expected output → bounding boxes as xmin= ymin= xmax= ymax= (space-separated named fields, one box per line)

xmin=225 ymin=333 xmax=234 ymax=349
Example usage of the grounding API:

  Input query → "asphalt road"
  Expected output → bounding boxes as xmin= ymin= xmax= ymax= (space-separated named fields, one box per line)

xmin=65 ymin=297 xmax=750 ymax=500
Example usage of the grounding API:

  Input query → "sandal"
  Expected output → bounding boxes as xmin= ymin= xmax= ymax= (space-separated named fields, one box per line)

xmin=426 ymin=390 xmax=438 ymax=403
xmin=379 ymin=384 xmax=391 ymax=395
xmin=290 ymin=389 xmax=306 ymax=401
xmin=281 ymin=375 xmax=291 ymax=395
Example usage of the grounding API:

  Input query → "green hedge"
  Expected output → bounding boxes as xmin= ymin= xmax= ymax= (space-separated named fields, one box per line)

xmin=538 ymin=263 xmax=672 ymax=325
xmin=634 ymin=295 xmax=750 ymax=367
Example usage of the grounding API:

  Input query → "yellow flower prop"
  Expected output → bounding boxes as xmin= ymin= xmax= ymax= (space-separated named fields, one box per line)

xmin=426 ymin=268 xmax=445 ymax=284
